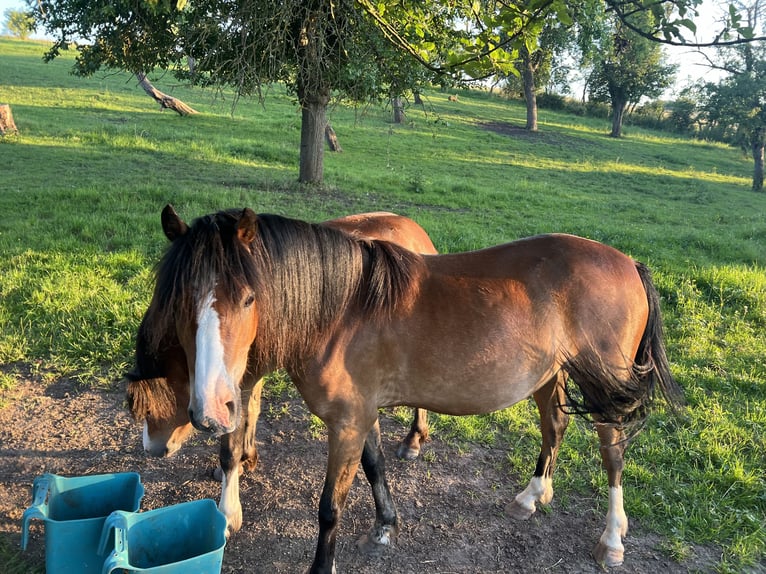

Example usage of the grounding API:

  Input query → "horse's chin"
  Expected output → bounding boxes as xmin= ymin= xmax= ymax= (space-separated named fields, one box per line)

xmin=143 ymin=424 xmax=186 ymax=457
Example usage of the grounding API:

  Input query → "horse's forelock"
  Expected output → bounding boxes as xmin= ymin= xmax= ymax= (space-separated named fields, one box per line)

xmin=126 ymin=377 xmax=176 ymax=422
xmin=149 ymin=211 xmax=252 ymax=353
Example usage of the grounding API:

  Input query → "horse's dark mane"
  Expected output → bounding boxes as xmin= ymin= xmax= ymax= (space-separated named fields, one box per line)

xmin=148 ymin=210 xmax=424 ymax=368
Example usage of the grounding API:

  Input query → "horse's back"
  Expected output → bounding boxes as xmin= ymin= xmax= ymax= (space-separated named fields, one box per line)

xmin=323 ymin=212 xmax=437 ymax=255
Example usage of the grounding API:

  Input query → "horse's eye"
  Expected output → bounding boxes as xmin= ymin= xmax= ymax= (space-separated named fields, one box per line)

xmin=243 ymin=293 xmax=256 ymax=308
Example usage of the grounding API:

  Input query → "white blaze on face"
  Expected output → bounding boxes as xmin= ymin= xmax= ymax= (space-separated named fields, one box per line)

xmin=191 ymin=289 xmax=235 ymax=430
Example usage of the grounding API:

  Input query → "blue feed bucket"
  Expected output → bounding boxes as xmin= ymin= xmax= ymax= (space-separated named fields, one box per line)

xmin=98 ymin=498 xmax=227 ymax=574
xmin=21 ymin=472 xmax=144 ymax=574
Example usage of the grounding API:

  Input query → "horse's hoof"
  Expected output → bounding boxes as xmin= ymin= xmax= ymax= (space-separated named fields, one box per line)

xmin=505 ymin=500 xmax=535 ymax=521
xmin=213 ymin=466 xmax=224 ymax=482
xmin=592 ymin=541 xmax=624 ymax=568
xmin=395 ymin=442 xmax=420 ymax=460
xmin=223 ymin=506 xmax=243 ymax=538
xmin=356 ymin=524 xmax=396 ymax=556
xmin=356 ymin=534 xmax=389 ymax=556
xmin=241 ymin=455 xmax=258 ymax=473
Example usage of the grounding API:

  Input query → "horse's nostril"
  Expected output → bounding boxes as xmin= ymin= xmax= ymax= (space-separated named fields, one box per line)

xmin=225 ymin=400 xmax=236 ymax=420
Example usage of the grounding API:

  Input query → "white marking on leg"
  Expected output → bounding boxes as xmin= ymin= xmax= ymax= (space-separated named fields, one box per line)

xmin=219 ymin=468 xmax=242 ymax=534
xmin=141 ymin=422 xmax=153 ymax=453
xmin=513 ymin=475 xmax=553 ymax=514
xmin=372 ymin=524 xmax=395 ymax=546
xmin=599 ymin=485 xmax=628 ymax=551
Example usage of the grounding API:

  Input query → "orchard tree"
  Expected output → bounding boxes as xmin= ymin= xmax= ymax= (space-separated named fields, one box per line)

xmin=34 ymin=0 xmax=505 ymax=184
xmin=589 ymin=10 xmax=677 ymax=137
xmin=3 ymin=8 xmax=34 ymax=39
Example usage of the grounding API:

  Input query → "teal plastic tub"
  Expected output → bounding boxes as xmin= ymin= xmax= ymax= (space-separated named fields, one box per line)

xmin=98 ymin=498 xmax=227 ymax=573
xmin=21 ymin=472 xmax=144 ymax=574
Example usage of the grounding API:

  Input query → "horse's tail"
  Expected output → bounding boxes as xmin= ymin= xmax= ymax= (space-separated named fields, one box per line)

xmin=633 ymin=262 xmax=684 ymax=414
xmin=564 ymin=262 xmax=684 ymax=430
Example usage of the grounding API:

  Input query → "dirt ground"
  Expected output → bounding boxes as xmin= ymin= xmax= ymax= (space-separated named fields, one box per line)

xmin=0 ymin=370 xmax=725 ymax=574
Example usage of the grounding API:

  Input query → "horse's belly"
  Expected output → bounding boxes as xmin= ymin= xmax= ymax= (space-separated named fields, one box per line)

xmin=379 ymin=357 xmax=557 ymax=416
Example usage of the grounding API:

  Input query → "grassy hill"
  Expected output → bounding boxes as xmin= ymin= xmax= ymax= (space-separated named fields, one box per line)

xmin=0 ymin=37 xmax=764 ymax=571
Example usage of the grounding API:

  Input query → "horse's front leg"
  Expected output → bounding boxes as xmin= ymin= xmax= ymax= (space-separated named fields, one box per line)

xmin=507 ymin=372 xmax=570 ymax=519
xmin=217 ymin=376 xmax=265 ymax=536
xmin=310 ymin=424 xmax=369 ymax=574
xmin=395 ymin=407 xmax=429 ymax=460
xmin=358 ymin=419 xmax=399 ymax=552
xmin=592 ymin=422 xmax=629 ymax=568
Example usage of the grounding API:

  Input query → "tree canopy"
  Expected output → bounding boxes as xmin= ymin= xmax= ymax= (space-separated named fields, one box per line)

xmin=3 ymin=8 xmax=35 ymax=39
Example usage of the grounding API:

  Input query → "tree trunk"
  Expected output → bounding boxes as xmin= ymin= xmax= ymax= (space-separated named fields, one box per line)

xmin=135 ymin=72 xmax=198 ymax=116
xmin=610 ymin=99 xmax=627 ymax=137
xmin=413 ymin=91 xmax=423 ymax=106
xmin=299 ymin=96 xmax=328 ymax=184
xmin=392 ymin=96 xmax=406 ymax=124
xmin=522 ymin=55 xmax=538 ymax=132
xmin=0 ymin=104 xmax=18 ymax=135
xmin=753 ymin=129 xmax=764 ymax=191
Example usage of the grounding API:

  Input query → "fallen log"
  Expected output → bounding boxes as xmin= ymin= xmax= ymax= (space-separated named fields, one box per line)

xmin=135 ymin=73 xmax=198 ymax=116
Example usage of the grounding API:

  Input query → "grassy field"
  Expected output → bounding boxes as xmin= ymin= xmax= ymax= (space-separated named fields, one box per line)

xmin=1 ymin=37 xmax=764 ymax=572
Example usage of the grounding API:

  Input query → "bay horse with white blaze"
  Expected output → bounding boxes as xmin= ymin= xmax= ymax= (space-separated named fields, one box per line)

xmin=147 ymin=206 xmax=683 ymax=573
xmin=126 ymin=211 xmax=437 ymax=533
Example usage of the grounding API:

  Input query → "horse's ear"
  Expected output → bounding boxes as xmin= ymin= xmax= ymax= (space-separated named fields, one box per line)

xmin=237 ymin=208 xmax=258 ymax=245
xmin=161 ymin=204 xmax=189 ymax=242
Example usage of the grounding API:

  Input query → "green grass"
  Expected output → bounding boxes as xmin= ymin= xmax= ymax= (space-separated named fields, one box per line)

xmin=0 ymin=36 xmax=764 ymax=572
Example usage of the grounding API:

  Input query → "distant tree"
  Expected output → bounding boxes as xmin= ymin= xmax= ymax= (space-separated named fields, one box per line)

xmin=3 ymin=8 xmax=34 ymax=39
xmin=697 ymin=0 xmax=766 ymax=191
xmin=589 ymin=11 xmax=677 ymax=137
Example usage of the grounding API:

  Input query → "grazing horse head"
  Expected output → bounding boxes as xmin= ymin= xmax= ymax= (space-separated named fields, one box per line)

xmin=125 ymin=313 xmax=193 ymax=456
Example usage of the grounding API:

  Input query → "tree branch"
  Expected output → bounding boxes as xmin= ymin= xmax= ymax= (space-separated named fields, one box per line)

xmin=604 ymin=0 xmax=766 ymax=46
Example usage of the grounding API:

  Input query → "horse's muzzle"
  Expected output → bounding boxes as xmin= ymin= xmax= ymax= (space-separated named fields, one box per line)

xmin=188 ymin=405 xmax=238 ymax=437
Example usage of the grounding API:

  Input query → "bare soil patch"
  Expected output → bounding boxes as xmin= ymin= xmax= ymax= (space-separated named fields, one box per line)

xmin=0 ymin=373 xmax=722 ymax=573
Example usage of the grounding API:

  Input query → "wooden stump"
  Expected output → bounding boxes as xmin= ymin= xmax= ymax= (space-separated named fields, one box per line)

xmin=0 ymin=104 xmax=18 ymax=135
xmin=325 ymin=123 xmax=342 ymax=152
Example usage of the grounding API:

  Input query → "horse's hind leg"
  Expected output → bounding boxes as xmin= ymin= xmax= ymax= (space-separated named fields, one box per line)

xmin=358 ymin=418 xmax=399 ymax=553
xmin=395 ymin=407 xmax=429 ymax=460
xmin=216 ymin=376 xmax=265 ymax=536
xmin=506 ymin=372 xmax=570 ymax=520
xmin=592 ymin=422 xmax=629 ymax=568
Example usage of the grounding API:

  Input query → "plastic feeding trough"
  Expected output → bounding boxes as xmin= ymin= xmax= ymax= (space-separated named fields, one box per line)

xmin=98 ymin=498 xmax=227 ymax=573
xmin=21 ymin=472 xmax=145 ymax=574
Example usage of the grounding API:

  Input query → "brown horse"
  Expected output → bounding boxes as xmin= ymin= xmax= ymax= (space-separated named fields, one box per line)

xmin=147 ymin=206 xmax=683 ymax=573
xmin=126 ymin=211 xmax=438 ymax=532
